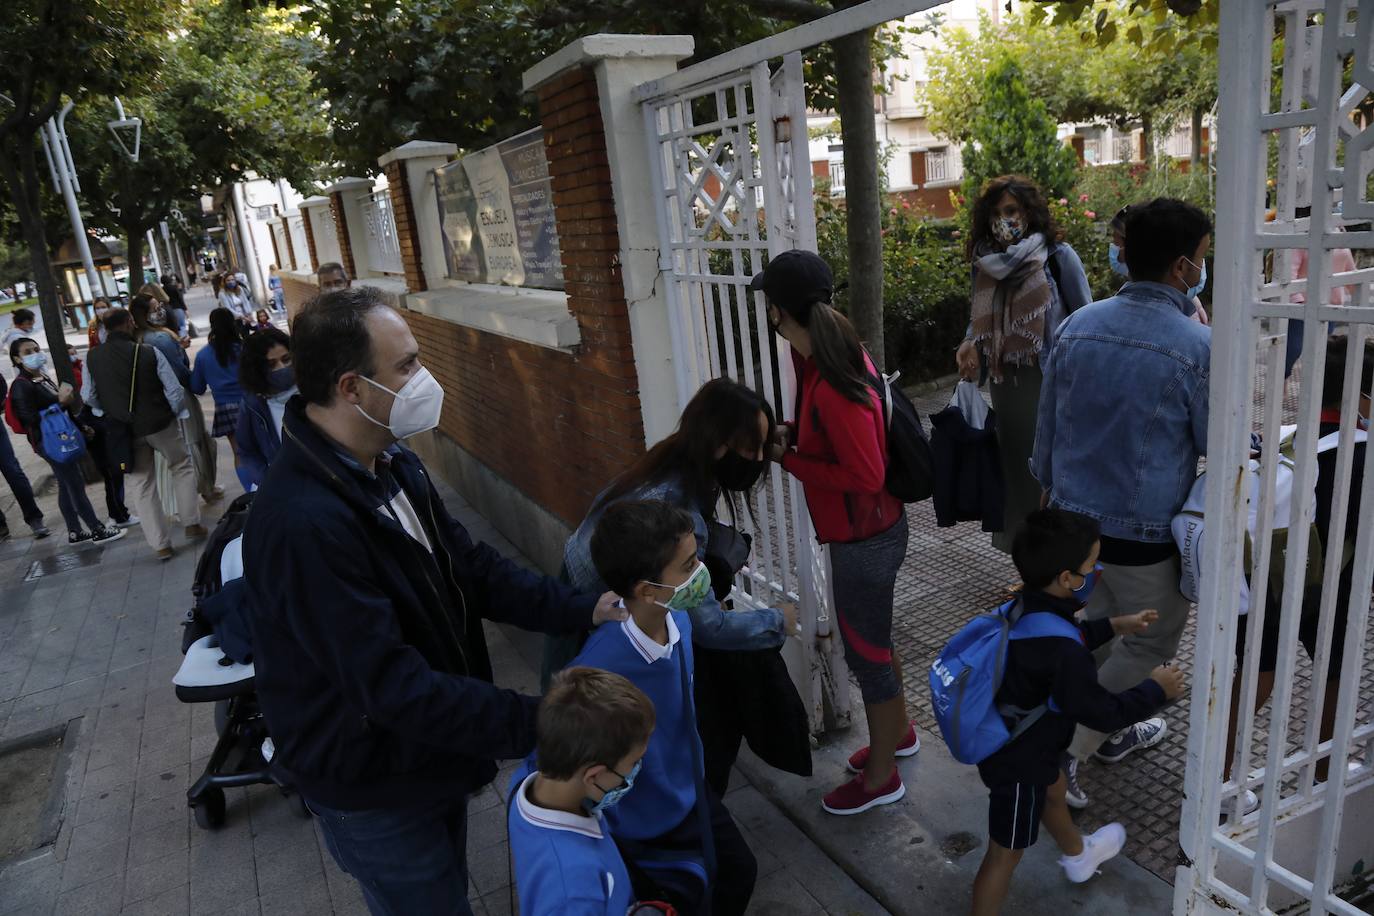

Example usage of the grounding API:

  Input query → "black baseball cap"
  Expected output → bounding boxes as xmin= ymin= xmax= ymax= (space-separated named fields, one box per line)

xmin=748 ymin=249 xmax=834 ymax=312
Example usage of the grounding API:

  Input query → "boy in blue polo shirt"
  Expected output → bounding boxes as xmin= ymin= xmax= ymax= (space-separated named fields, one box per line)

xmin=573 ymin=499 xmax=757 ymax=916
xmin=508 ymin=666 xmax=655 ymax=915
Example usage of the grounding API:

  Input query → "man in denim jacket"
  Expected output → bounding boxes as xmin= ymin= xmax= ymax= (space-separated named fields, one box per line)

xmin=1032 ymin=198 xmax=1212 ymax=807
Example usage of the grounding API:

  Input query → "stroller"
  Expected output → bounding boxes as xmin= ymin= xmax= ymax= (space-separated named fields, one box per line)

xmin=171 ymin=492 xmax=310 ymax=829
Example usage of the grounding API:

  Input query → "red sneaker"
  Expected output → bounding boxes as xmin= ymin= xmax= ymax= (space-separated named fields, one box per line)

xmin=846 ymin=723 xmax=920 ymax=774
xmin=821 ymin=768 xmax=905 ymax=816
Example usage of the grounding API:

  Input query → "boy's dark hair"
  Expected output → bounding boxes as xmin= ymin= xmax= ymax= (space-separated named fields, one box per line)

xmin=292 ymin=286 xmax=385 ymax=405
xmin=590 ymin=499 xmax=696 ymax=597
xmin=11 ymin=308 xmax=34 ymax=326
xmin=1322 ymin=334 xmax=1374 ymax=409
xmin=537 ymin=667 xmax=655 ymax=779
xmin=103 ymin=308 xmax=133 ymax=333
xmin=239 ymin=327 xmax=292 ymax=397
xmin=1012 ymin=509 xmax=1101 ymax=590
xmin=1122 ymin=198 xmax=1213 ymax=282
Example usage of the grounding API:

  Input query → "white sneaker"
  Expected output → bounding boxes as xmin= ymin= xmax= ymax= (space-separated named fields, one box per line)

xmin=1222 ymin=789 xmax=1259 ymax=822
xmin=1060 ymin=823 xmax=1127 ymax=884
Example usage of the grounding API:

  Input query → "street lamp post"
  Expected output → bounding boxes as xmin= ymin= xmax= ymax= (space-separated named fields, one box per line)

xmin=41 ymin=103 xmax=102 ymax=308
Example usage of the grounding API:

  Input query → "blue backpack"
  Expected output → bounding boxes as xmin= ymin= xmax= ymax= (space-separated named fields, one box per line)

xmin=39 ymin=405 xmax=86 ymax=464
xmin=929 ymin=598 xmax=1083 ymax=765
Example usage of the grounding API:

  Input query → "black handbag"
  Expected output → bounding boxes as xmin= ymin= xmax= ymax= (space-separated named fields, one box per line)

xmin=695 ymin=521 xmax=813 ymax=789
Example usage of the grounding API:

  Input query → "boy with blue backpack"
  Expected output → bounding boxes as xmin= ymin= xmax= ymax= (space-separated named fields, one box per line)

xmin=933 ymin=509 xmax=1185 ymax=914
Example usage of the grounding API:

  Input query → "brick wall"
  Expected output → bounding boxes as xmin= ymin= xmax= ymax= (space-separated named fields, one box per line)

xmin=402 ymin=65 xmax=646 ymax=527
xmin=280 ymin=218 xmax=297 ymax=272
xmin=301 ymin=211 xmax=320 ymax=268
xmin=329 ymin=194 xmax=357 ymax=279
xmin=281 ymin=275 xmax=318 ymax=322
xmin=384 ymin=160 xmax=426 ymax=292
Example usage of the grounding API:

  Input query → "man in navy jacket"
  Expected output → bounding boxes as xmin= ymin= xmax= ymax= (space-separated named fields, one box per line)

xmin=242 ymin=287 xmax=622 ymax=915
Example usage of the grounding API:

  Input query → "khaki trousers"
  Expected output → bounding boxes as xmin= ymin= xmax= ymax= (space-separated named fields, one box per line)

xmin=128 ymin=421 xmax=201 ymax=551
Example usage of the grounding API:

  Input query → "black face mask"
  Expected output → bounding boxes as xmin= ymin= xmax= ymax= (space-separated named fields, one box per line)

xmin=716 ymin=450 xmax=766 ymax=491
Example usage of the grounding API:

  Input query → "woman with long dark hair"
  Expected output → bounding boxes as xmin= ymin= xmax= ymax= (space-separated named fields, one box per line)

xmin=954 ymin=175 xmax=1092 ymax=552
xmin=191 ymin=307 xmax=247 ymax=488
xmin=235 ymin=327 xmax=294 ymax=490
xmin=755 ymin=249 xmax=915 ymax=817
xmin=130 ymin=293 xmax=190 ymax=385
xmin=558 ymin=379 xmax=801 ymax=785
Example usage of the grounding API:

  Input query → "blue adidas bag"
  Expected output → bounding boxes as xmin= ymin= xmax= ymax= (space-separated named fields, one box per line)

xmin=39 ymin=405 xmax=86 ymax=464
xmin=929 ymin=598 xmax=1083 ymax=764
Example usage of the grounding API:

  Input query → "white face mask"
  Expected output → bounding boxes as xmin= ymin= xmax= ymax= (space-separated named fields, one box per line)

xmin=21 ymin=352 xmax=46 ymax=372
xmin=355 ymin=366 xmax=444 ymax=440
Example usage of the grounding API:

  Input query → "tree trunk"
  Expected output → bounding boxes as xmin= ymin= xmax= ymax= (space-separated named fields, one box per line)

xmin=0 ymin=135 xmax=75 ymax=386
xmin=1190 ymin=105 xmax=1204 ymax=167
xmin=832 ymin=27 xmax=885 ymax=369
xmin=126 ymin=227 xmax=144 ymax=300
xmin=1141 ymin=111 xmax=1154 ymax=164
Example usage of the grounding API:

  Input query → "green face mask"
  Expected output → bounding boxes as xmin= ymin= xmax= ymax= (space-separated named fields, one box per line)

xmin=648 ymin=560 xmax=712 ymax=611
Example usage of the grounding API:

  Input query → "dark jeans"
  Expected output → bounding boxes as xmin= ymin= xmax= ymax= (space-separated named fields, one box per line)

xmin=620 ymin=791 xmax=757 ymax=916
xmin=43 ymin=453 xmax=101 ymax=535
xmin=84 ymin=415 xmax=129 ymax=522
xmin=0 ymin=426 xmax=43 ymax=529
xmin=310 ymin=796 xmax=473 ymax=916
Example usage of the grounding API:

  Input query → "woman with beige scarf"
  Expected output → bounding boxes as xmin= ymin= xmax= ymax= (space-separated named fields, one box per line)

xmin=955 ymin=176 xmax=1092 ymax=553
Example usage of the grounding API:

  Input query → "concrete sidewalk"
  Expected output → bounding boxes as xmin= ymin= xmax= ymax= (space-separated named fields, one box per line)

xmin=0 ymin=408 xmax=885 ymax=915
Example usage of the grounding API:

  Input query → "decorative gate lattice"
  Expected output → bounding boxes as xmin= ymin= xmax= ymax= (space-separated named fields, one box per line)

xmin=1178 ymin=2 xmax=1374 ymax=913
xmin=639 ymin=52 xmax=851 ymax=733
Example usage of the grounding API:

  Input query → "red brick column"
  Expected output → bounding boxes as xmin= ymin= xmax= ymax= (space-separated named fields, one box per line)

xmin=329 ymin=193 xmax=357 ymax=278
xmin=301 ymin=210 xmax=320 ymax=268
xmin=384 ymin=160 xmax=425 ymax=292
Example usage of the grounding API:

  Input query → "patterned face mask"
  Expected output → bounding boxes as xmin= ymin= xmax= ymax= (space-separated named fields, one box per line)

xmin=992 ymin=216 xmax=1024 ymax=245
xmin=648 ymin=560 xmax=712 ymax=611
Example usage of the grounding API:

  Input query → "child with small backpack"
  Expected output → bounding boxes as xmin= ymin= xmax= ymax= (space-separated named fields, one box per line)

xmin=949 ymin=509 xmax=1184 ymax=914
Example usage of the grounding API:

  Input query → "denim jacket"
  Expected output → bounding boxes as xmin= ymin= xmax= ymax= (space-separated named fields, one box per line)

xmin=1031 ymin=281 xmax=1211 ymax=542
xmin=563 ymin=475 xmax=787 ymax=650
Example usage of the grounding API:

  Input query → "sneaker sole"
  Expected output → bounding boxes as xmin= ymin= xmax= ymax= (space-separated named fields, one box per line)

xmin=1094 ymin=725 xmax=1168 ymax=764
xmin=845 ymin=737 xmax=921 ymax=774
xmin=1065 ymin=791 xmax=1090 ymax=810
xmin=821 ymin=781 xmax=906 ymax=816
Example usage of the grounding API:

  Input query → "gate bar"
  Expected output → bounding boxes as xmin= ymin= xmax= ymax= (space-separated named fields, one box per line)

xmin=633 ymin=0 xmax=942 ymax=103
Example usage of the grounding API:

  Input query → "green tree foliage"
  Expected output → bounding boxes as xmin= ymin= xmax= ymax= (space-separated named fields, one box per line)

xmin=923 ymin=5 xmax=1216 ymax=151
xmin=960 ymin=56 xmax=1079 ymax=200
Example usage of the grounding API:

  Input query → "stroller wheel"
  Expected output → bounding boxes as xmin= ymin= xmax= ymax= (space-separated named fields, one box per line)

xmin=192 ymin=787 xmax=226 ymax=829
xmin=214 ymin=699 xmax=231 ymax=737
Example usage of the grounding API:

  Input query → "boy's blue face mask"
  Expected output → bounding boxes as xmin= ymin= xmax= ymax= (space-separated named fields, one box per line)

xmin=1182 ymin=256 xmax=1208 ymax=300
xmin=1108 ymin=243 xmax=1130 ymax=278
xmin=1071 ymin=563 xmax=1103 ymax=605
xmin=584 ymin=759 xmax=641 ymax=816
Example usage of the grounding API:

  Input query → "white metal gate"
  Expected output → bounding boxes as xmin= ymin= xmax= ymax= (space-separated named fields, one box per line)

xmin=637 ymin=52 xmax=851 ymax=733
xmin=1178 ymin=1 xmax=1374 ymax=912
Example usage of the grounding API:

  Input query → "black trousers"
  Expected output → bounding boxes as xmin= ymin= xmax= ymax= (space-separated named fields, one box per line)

xmin=619 ymin=790 xmax=757 ymax=916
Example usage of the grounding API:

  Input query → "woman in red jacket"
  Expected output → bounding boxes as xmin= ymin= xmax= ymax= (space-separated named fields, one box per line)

xmin=753 ymin=250 xmax=916 ymax=816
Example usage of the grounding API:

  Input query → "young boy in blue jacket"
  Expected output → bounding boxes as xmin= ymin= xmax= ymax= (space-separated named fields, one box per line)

xmin=573 ymin=499 xmax=757 ymax=916
xmin=971 ymin=510 xmax=1186 ymax=915
xmin=508 ymin=666 xmax=655 ymax=915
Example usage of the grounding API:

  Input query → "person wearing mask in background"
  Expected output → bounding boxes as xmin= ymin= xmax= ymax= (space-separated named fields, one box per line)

xmin=241 ymin=286 xmax=623 ymax=914
xmin=218 ymin=274 xmax=254 ymax=321
xmin=757 ymin=250 xmax=915 ymax=816
xmin=955 ymin=176 xmax=1093 ymax=555
xmin=159 ymin=274 xmax=192 ymax=341
xmin=88 ymin=297 xmax=113 ymax=349
xmin=0 ymin=370 xmax=50 ymax=540
xmin=1033 ymin=198 xmax=1212 ymax=809
xmin=130 ymin=294 xmax=191 ymax=385
xmin=192 ymin=308 xmax=249 ymax=491
xmin=85 ymin=309 xmax=204 ymax=560
xmin=316 ymin=262 xmax=351 ymax=294
xmin=68 ymin=344 xmax=134 ymax=529
xmin=1278 ymin=205 xmax=1358 ymax=379
xmin=267 ymin=264 xmax=286 ymax=313
xmin=2 ymin=308 xmax=38 ymax=379
xmin=1111 ymin=205 xmax=1209 ymax=326
xmin=8 ymin=338 xmax=125 ymax=546
xmin=235 ymin=327 xmax=293 ymax=490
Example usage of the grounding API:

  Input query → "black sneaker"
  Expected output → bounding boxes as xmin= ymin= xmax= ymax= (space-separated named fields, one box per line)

xmin=90 ymin=526 xmax=127 ymax=545
xmin=1094 ymin=717 xmax=1168 ymax=763
xmin=69 ymin=531 xmax=94 ymax=545
xmin=1063 ymin=753 xmax=1089 ymax=809
xmin=29 ymin=521 xmax=50 ymax=539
